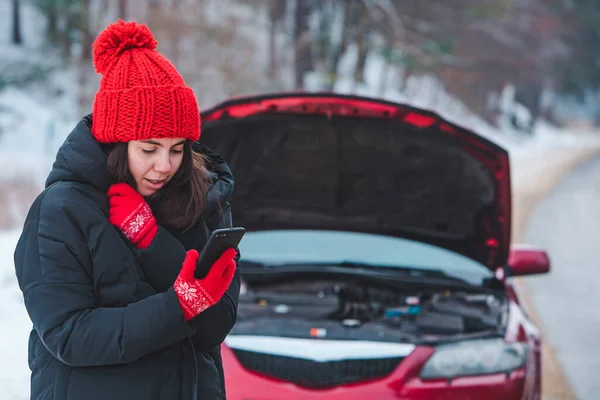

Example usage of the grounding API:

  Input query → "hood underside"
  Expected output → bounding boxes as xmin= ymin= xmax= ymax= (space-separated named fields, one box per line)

xmin=198 ymin=93 xmax=511 ymax=270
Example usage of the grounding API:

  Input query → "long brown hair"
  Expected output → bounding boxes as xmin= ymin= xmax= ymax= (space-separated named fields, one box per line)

xmin=106 ymin=140 xmax=210 ymax=232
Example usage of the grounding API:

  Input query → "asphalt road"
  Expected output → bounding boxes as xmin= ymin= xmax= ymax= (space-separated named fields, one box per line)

xmin=524 ymin=155 xmax=600 ymax=400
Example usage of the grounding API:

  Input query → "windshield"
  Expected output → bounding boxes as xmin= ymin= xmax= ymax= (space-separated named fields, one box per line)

xmin=238 ymin=230 xmax=493 ymax=286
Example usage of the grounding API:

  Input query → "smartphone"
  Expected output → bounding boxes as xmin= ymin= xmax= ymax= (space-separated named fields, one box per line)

xmin=194 ymin=227 xmax=245 ymax=279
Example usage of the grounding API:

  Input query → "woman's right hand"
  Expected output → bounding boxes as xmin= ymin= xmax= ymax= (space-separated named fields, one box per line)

xmin=107 ymin=183 xmax=158 ymax=249
xmin=173 ymin=248 xmax=237 ymax=321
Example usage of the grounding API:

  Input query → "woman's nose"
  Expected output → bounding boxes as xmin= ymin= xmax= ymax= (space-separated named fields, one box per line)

xmin=154 ymin=155 xmax=171 ymax=173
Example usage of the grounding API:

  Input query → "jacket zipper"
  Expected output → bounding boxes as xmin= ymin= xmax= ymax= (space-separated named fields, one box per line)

xmin=188 ymin=339 xmax=199 ymax=400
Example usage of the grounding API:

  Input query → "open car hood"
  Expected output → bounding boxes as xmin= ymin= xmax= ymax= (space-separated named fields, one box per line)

xmin=198 ymin=93 xmax=511 ymax=271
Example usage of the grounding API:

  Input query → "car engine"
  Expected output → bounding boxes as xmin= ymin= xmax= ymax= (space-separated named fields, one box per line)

xmin=232 ymin=278 xmax=508 ymax=343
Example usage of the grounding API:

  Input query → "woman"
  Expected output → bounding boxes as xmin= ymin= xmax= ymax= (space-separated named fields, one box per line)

xmin=13 ymin=20 xmax=240 ymax=400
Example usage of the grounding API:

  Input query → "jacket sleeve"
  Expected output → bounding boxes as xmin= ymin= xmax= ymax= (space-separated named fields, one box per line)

xmin=13 ymin=193 xmax=196 ymax=368
xmin=133 ymin=206 xmax=241 ymax=351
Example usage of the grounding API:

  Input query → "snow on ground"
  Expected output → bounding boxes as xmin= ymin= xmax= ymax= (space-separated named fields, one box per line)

xmin=0 ymin=230 xmax=30 ymax=400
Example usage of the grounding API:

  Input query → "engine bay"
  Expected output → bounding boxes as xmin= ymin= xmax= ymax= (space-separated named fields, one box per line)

xmin=232 ymin=277 xmax=508 ymax=344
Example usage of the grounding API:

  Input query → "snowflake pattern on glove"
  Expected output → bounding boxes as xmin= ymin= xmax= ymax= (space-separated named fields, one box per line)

xmin=120 ymin=202 xmax=153 ymax=242
xmin=174 ymin=276 xmax=215 ymax=320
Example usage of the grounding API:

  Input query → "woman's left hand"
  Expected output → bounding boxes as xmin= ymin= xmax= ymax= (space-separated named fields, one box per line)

xmin=107 ymin=183 xmax=158 ymax=248
xmin=174 ymin=248 xmax=237 ymax=320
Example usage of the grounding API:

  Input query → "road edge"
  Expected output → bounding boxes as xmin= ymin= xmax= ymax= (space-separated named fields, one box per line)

xmin=511 ymin=143 xmax=600 ymax=400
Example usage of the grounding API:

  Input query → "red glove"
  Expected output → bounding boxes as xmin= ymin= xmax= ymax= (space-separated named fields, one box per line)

xmin=174 ymin=248 xmax=237 ymax=321
xmin=107 ymin=183 xmax=158 ymax=249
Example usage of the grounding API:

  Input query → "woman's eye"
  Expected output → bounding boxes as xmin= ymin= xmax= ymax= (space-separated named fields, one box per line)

xmin=172 ymin=149 xmax=184 ymax=154
xmin=142 ymin=149 xmax=155 ymax=154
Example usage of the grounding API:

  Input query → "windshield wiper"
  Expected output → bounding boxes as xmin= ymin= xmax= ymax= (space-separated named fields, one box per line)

xmin=240 ymin=260 xmax=481 ymax=288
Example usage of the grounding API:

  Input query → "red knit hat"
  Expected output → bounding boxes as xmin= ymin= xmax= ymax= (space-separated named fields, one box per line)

xmin=91 ymin=20 xmax=200 ymax=143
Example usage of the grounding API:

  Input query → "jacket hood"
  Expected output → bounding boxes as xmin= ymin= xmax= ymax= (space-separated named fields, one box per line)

xmin=193 ymin=141 xmax=236 ymax=213
xmin=46 ymin=115 xmax=234 ymax=214
xmin=46 ymin=115 xmax=112 ymax=191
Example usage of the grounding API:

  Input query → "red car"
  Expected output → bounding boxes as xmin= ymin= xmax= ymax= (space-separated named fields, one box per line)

xmin=198 ymin=93 xmax=550 ymax=400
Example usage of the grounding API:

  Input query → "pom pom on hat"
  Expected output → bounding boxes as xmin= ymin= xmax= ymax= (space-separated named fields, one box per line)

xmin=92 ymin=20 xmax=158 ymax=74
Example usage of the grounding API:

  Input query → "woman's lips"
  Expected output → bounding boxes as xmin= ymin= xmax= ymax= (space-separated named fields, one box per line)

xmin=145 ymin=179 xmax=166 ymax=190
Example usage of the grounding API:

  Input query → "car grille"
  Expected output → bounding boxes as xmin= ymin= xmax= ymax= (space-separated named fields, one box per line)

xmin=232 ymin=350 xmax=403 ymax=389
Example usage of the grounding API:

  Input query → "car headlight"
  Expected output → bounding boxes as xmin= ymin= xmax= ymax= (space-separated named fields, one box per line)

xmin=420 ymin=339 xmax=528 ymax=379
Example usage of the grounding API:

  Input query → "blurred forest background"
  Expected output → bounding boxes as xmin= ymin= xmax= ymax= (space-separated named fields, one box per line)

xmin=3 ymin=0 xmax=600 ymax=133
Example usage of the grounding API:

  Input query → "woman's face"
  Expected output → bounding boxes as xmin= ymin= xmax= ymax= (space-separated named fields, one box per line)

xmin=127 ymin=137 xmax=186 ymax=197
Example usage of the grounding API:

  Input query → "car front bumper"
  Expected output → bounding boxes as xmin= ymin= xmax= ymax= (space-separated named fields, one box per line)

xmin=223 ymin=345 xmax=529 ymax=400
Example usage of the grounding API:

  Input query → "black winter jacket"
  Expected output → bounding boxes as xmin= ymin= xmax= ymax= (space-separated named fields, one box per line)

xmin=13 ymin=115 xmax=241 ymax=400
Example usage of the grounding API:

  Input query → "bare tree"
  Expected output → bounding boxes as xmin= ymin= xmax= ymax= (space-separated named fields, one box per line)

xmin=293 ymin=0 xmax=312 ymax=89
xmin=118 ymin=0 xmax=127 ymax=19
xmin=79 ymin=0 xmax=94 ymax=61
xmin=12 ymin=0 xmax=23 ymax=45
xmin=267 ymin=0 xmax=285 ymax=80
